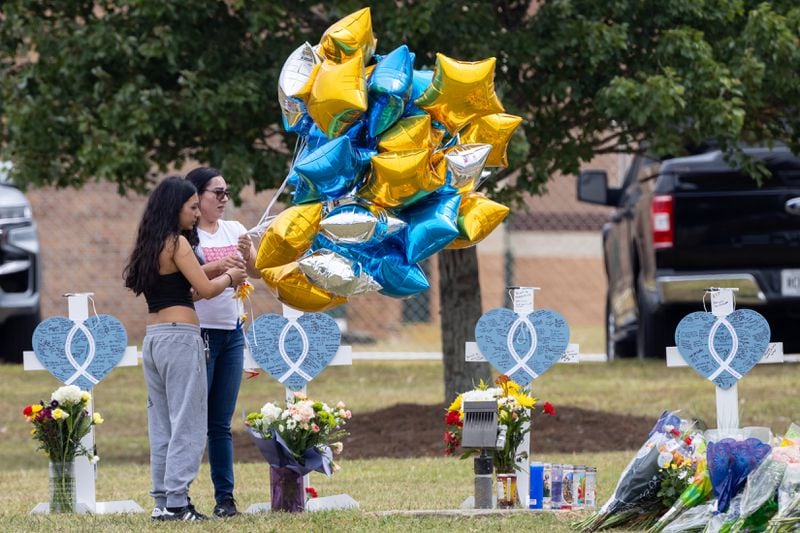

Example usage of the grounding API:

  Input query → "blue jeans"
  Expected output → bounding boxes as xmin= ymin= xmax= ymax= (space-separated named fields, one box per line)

xmin=203 ymin=327 xmax=244 ymax=503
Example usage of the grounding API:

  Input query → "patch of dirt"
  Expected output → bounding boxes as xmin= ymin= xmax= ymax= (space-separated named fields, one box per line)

xmin=232 ymin=403 xmax=655 ymax=462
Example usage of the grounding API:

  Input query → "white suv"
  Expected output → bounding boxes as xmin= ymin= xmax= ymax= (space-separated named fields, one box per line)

xmin=0 ymin=161 xmax=41 ymax=363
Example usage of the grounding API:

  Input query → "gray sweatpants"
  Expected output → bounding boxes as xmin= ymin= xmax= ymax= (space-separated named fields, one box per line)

xmin=142 ymin=323 xmax=207 ymax=509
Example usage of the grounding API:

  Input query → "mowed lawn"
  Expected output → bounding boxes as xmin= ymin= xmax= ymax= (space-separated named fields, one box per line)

xmin=0 ymin=358 xmax=797 ymax=532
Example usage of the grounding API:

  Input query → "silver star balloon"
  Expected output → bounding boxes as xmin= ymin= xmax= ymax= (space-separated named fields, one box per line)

xmin=444 ymin=143 xmax=492 ymax=191
xmin=299 ymin=249 xmax=382 ymax=296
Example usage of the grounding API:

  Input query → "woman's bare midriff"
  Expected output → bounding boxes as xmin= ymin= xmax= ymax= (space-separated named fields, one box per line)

xmin=147 ymin=305 xmax=200 ymax=326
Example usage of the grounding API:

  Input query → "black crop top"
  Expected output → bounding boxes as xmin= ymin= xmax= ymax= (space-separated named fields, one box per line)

xmin=144 ymin=271 xmax=195 ymax=313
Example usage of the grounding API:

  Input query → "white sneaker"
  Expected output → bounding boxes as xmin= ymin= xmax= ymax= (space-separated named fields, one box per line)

xmin=151 ymin=507 xmax=166 ymax=521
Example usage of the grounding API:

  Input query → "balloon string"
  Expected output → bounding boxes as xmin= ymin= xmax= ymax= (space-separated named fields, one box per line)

xmin=248 ymin=135 xmax=307 ymax=239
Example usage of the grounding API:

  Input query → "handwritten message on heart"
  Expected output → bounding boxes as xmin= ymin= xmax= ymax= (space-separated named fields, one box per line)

xmin=675 ymin=309 xmax=770 ymax=390
xmin=32 ymin=315 xmax=128 ymax=390
xmin=246 ymin=312 xmax=341 ymax=391
xmin=475 ymin=308 xmax=570 ymax=386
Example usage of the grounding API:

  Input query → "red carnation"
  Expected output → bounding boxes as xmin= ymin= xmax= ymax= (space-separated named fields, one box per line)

xmin=305 ymin=487 xmax=318 ymax=498
xmin=543 ymin=402 xmax=556 ymax=415
xmin=443 ymin=431 xmax=460 ymax=455
xmin=23 ymin=405 xmax=33 ymax=417
xmin=445 ymin=410 xmax=462 ymax=427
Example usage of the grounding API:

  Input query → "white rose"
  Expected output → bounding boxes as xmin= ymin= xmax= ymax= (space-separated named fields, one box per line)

xmin=52 ymin=385 xmax=84 ymax=405
xmin=260 ymin=404 xmax=282 ymax=424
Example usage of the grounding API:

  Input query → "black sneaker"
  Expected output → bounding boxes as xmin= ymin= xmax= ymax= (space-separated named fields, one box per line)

xmin=161 ymin=504 xmax=208 ymax=521
xmin=150 ymin=507 xmax=166 ymax=522
xmin=213 ymin=496 xmax=239 ymax=518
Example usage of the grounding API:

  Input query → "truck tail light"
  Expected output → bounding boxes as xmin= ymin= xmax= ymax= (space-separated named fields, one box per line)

xmin=651 ymin=195 xmax=674 ymax=249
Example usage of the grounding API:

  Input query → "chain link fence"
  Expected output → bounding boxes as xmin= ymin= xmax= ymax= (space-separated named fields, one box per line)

xmin=25 ymin=154 xmax=625 ymax=356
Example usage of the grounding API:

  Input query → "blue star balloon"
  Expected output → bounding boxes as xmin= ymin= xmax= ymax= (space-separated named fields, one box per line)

xmin=402 ymin=69 xmax=434 ymax=117
xmin=396 ymin=192 xmax=461 ymax=263
xmin=366 ymin=45 xmax=414 ymax=138
xmin=293 ymin=136 xmax=359 ymax=201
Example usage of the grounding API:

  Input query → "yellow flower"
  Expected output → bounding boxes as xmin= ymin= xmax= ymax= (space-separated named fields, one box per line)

xmin=506 ymin=380 xmax=521 ymax=394
xmin=81 ymin=391 xmax=91 ymax=404
xmin=233 ymin=280 xmax=255 ymax=300
xmin=51 ymin=408 xmax=68 ymax=420
xmin=512 ymin=392 xmax=535 ymax=409
xmin=30 ymin=428 xmax=36 ymax=435
xmin=31 ymin=404 xmax=43 ymax=414
xmin=92 ymin=412 xmax=104 ymax=425
xmin=448 ymin=394 xmax=463 ymax=413
xmin=240 ymin=313 xmax=248 ymax=323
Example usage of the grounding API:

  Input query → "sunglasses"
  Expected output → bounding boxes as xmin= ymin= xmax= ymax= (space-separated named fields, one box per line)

xmin=202 ymin=188 xmax=231 ymax=201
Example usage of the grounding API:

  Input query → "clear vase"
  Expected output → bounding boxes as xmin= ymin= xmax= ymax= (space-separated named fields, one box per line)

xmin=496 ymin=472 xmax=518 ymax=509
xmin=269 ymin=466 xmax=305 ymax=512
xmin=49 ymin=461 xmax=76 ymax=513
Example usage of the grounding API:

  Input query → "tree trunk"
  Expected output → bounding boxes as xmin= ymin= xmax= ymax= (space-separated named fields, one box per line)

xmin=438 ymin=247 xmax=491 ymax=404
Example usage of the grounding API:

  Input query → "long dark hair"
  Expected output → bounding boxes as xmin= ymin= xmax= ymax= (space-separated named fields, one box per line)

xmin=185 ymin=166 xmax=222 ymax=193
xmin=123 ymin=176 xmax=198 ymax=296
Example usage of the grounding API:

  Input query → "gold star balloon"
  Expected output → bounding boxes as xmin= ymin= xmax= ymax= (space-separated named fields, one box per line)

xmin=306 ymin=54 xmax=368 ymax=139
xmin=414 ymin=53 xmax=505 ymax=135
xmin=319 ymin=7 xmax=377 ymax=65
xmin=255 ymin=203 xmax=323 ymax=270
xmin=446 ymin=192 xmax=510 ymax=249
xmin=377 ymin=114 xmax=432 ymax=152
xmin=260 ymin=262 xmax=347 ymax=312
xmin=460 ymin=112 xmax=523 ymax=167
xmin=358 ymin=148 xmax=444 ymax=208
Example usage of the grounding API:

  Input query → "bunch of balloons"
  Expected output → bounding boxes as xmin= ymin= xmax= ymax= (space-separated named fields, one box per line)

xmin=256 ymin=7 xmax=521 ymax=312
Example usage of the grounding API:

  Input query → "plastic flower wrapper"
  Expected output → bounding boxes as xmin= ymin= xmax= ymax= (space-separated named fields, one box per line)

xmin=766 ymin=458 xmax=800 ymax=530
xmin=706 ymin=492 xmax=744 ymax=533
xmin=707 ymin=437 xmax=771 ymax=513
xmin=726 ymin=448 xmax=788 ymax=532
xmin=574 ymin=411 xmax=694 ymax=532
xmin=248 ymin=426 xmax=334 ymax=476
xmin=662 ymin=502 xmax=715 ymax=533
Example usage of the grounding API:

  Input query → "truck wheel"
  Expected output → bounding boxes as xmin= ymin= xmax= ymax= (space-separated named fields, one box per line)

xmin=636 ymin=289 xmax=666 ymax=359
xmin=0 ymin=309 xmax=40 ymax=364
xmin=606 ymin=296 xmax=635 ymax=360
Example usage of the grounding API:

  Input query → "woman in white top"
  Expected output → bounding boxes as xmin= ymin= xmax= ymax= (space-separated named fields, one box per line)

xmin=186 ymin=167 xmax=260 ymax=518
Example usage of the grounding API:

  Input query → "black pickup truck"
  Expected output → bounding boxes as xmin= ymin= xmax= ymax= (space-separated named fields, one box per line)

xmin=578 ymin=146 xmax=800 ymax=359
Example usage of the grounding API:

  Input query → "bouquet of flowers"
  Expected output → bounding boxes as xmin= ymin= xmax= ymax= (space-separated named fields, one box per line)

xmin=245 ymin=392 xmax=351 ymax=476
xmin=574 ymin=411 xmax=703 ymax=532
xmin=444 ymin=375 xmax=555 ymax=474
xmin=23 ymin=385 xmax=103 ymax=513
xmin=22 ymin=385 xmax=103 ymax=465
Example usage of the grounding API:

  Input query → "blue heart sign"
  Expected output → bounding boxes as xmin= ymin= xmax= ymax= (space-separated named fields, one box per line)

xmin=32 ymin=315 xmax=128 ymax=390
xmin=245 ymin=312 xmax=341 ymax=391
xmin=675 ymin=309 xmax=770 ymax=390
xmin=475 ymin=308 xmax=570 ymax=386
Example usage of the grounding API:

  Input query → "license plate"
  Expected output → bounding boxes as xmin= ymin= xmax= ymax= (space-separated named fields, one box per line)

xmin=782 ymin=269 xmax=800 ymax=296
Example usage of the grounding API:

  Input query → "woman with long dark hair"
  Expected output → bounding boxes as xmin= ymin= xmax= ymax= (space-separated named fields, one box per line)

xmin=123 ymin=176 xmax=246 ymax=522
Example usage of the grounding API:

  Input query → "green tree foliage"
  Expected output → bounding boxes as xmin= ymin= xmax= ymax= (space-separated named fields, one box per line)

xmin=2 ymin=1 xmax=798 ymax=398
xmin=2 ymin=0 xmax=798 ymax=193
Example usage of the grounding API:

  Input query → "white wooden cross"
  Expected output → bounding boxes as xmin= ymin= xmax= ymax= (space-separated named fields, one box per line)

xmin=23 ymin=292 xmax=143 ymax=514
xmin=243 ymin=304 xmax=358 ymax=513
xmin=465 ymin=287 xmax=580 ymax=508
xmin=666 ymin=287 xmax=784 ymax=433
